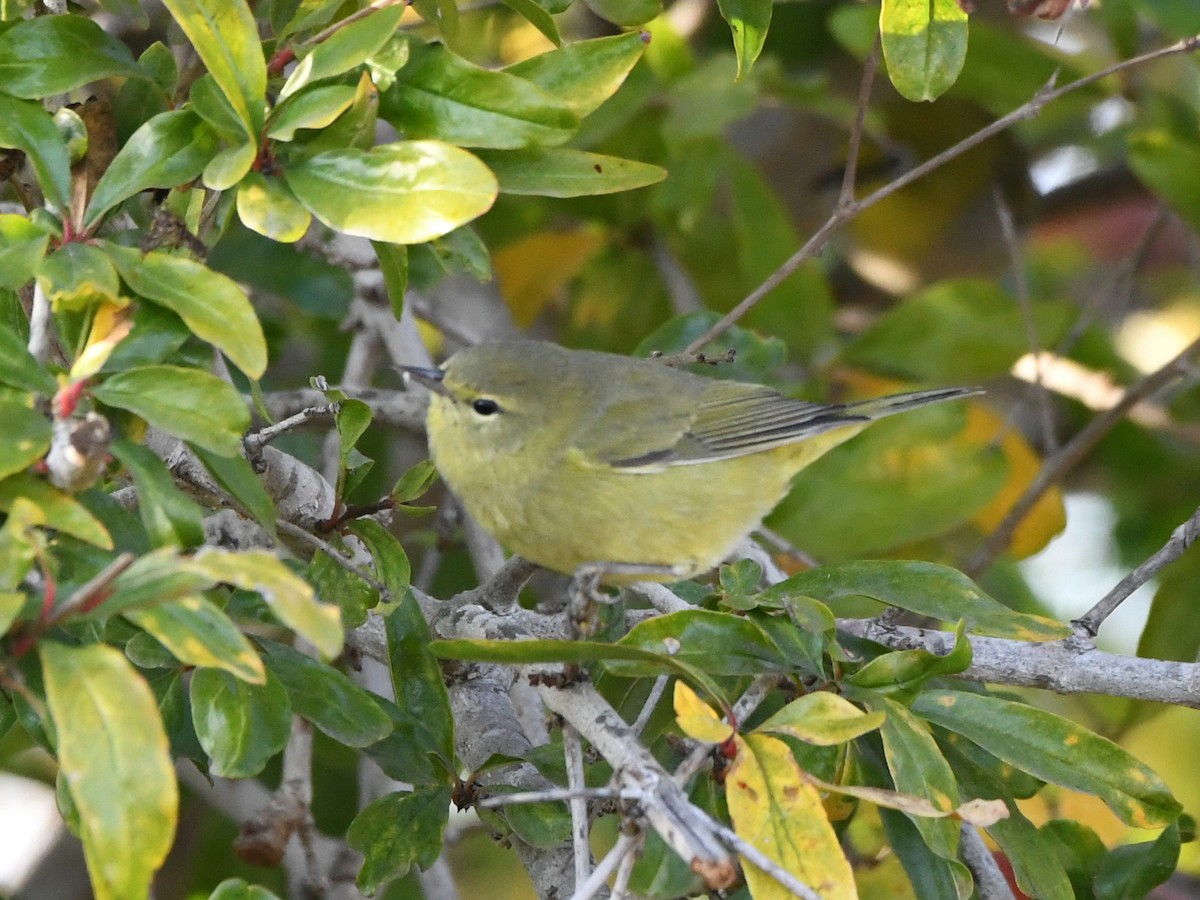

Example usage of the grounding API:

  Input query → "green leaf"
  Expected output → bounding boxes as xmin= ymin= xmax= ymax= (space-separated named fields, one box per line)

xmin=477 ymin=148 xmax=665 ymax=197
xmin=0 ymin=213 xmax=50 ymax=291
xmin=0 ymin=14 xmax=139 ymax=98
xmin=764 ymin=561 xmax=1069 ymax=641
xmin=334 ymin=398 xmax=372 ymax=484
xmin=880 ymin=0 xmax=968 ymax=102
xmin=280 ymin=4 xmax=406 ymax=98
xmin=202 ymin=139 xmax=258 ymax=192
xmin=0 ymin=94 xmax=71 ymax=211
xmin=190 ymin=665 xmax=292 ymax=777
xmin=85 ymin=111 xmax=219 ymax=229
xmin=715 ymin=0 xmax=770 ymax=80
xmin=385 ymin=592 xmax=454 ymax=769
xmin=0 ymin=399 xmax=50 ymax=481
xmin=284 ymin=142 xmax=497 ymax=244
xmin=873 ymin=697 xmax=970 ymax=892
xmin=0 ymin=322 xmax=53 ymax=393
xmin=190 ymin=72 xmax=252 ymax=137
xmin=346 ymin=519 xmax=411 ymax=598
xmin=392 ymin=458 xmax=437 ymax=504
xmin=105 ymin=244 xmax=267 ymax=378
xmin=110 ymin=439 xmax=204 ymax=549
xmin=98 ymin=547 xmax=213 ymax=617
xmin=348 ymin=787 xmax=453 ymax=894
xmin=36 ymin=243 xmax=121 ymax=311
xmin=500 ymin=0 xmax=560 ymax=46
xmin=126 ymin=594 xmax=266 ymax=683
xmin=186 ymin=548 xmax=343 ymax=659
xmin=267 ymin=85 xmax=358 ymax=141
xmin=261 ymin=639 xmax=392 ymax=747
xmin=189 ymin=442 xmax=277 ymax=538
xmin=236 ymin=172 xmax=312 ymax=243
xmin=93 ymin=365 xmax=250 ymax=457
xmin=41 ymin=642 xmax=177 ymax=900
xmin=842 ymin=279 xmax=1074 ymax=381
xmin=208 ymin=879 xmax=282 ymax=900
xmin=160 ymin=0 xmax=266 ymax=135
xmin=309 ymin=546 xmax=378 ymax=630
xmin=846 ymin=621 xmax=973 ymax=695
xmin=506 ymin=32 xmax=647 ymax=118
xmin=758 ymin=692 xmax=885 ymax=745
xmin=0 ymin=589 xmax=23 ymax=637
xmin=615 ymin=609 xmax=789 ymax=676
xmin=379 ymin=41 xmax=578 ymax=149
xmin=0 ymin=472 xmax=112 ymax=548
xmin=581 ymin=0 xmax=661 ymax=27
xmin=372 ymin=241 xmax=408 ymax=319
xmin=913 ymin=690 xmax=1182 ymax=828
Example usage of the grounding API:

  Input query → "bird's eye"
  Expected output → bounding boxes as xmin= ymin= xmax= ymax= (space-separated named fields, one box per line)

xmin=472 ymin=398 xmax=501 ymax=416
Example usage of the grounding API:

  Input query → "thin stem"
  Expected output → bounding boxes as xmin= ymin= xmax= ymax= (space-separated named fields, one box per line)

xmin=1075 ymin=502 xmax=1200 ymax=637
xmin=838 ymin=33 xmax=881 ymax=209
xmin=562 ymin=723 xmax=591 ymax=889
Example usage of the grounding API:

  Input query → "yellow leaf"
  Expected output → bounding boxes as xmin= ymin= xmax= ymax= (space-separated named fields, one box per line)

xmin=71 ymin=301 xmax=134 ymax=381
xmin=493 ymin=227 xmax=606 ymax=327
xmin=727 ymin=733 xmax=857 ymax=900
xmin=965 ymin=403 xmax=1066 ymax=558
xmin=673 ymin=680 xmax=733 ymax=744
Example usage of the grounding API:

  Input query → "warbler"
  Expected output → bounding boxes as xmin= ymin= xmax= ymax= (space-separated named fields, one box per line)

xmin=403 ymin=341 xmax=977 ymax=584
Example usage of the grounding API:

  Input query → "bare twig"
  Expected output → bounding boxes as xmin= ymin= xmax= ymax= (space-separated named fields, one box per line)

xmin=1075 ymin=502 xmax=1200 ymax=637
xmin=610 ymin=830 xmax=643 ymax=899
xmin=674 ymin=676 xmax=775 ymax=785
xmin=476 ymin=787 xmax=634 ymax=808
xmin=562 ymin=723 xmax=591 ymax=888
xmin=994 ymin=184 xmax=1057 ymax=452
xmin=966 ymin=336 xmax=1200 ymax=575
xmin=631 ymin=675 xmax=670 ymax=737
xmin=27 ymin=281 xmax=51 ymax=364
xmin=839 ymin=33 xmax=882 ymax=209
xmin=683 ymin=34 xmax=1200 ymax=355
xmin=245 ymin=404 xmax=337 ymax=454
xmin=706 ymin=818 xmax=822 ymax=900
xmin=570 ymin=831 xmax=640 ymax=900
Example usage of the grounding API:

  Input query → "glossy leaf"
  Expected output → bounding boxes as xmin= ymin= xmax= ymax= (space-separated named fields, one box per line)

xmin=758 ymin=691 xmax=885 ymax=745
xmin=160 ymin=0 xmax=266 ymax=135
xmin=348 ymin=786 xmax=452 ymax=894
xmin=581 ymin=0 xmax=661 ymax=27
xmin=261 ymin=640 xmax=392 ymax=747
xmin=0 ymin=400 xmax=50 ymax=482
xmin=500 ymin=0 xmax=560 ymax=47
xmin=506 ymin=32 xmax=647 ymax=117
xmin=914 ymin=690 xmax=1182 ymax=828
xmin=347 ymin=519 xmax=411 ymax=596
xmin=126 ymin=594 xmax=265 ymax=683
xmin=1094 ymin=823 xmax=1180 ymax=899
xmin=110 ymin=440 xmax=204 ymax=549
xmin=93 ymin=365 xmax=250 ymax=457
xmin=279 ymin=5 xmax=405 ymax=98
xmin=0 ymin=472 xmax=112 ymax=548
xmin=186 ymin=548 xmax=343 ymax=659
xmin=615 ymin=609 xmax=790 ymax=676
xmin=0 ymin=317 xmax=53 ymax=394
xmin=42 ymin=642 xmax=176 ymax=900
xmin=85 ymin=111 xmax=219 ymax=229
xmin=727 ymin=733 xmax=856 ymax=900
xmin=0 ymin=94 xmax=71 ymax=210
xmin=189 ymin=443 xmax=277 ymax=539
xmin=309 ymin=548 xmax=377 ymax=630
xmin=673 ymin=680 xmax=733 ymax=744
xmin=100 ymin=548 xmax=215 ymax=617
xmin=846 ymin=621 xmax=973 ymax=695
xmin=880 ymin=0 xmax=968 ymax=102
xmin=190 ymin=665 xmax=291 ymax=778
xmin=477 ymin=148 xmax=666 ymax=197
xmin=236 ymin=173 xmax=312 ymax=243
xmin=267 ymin=85 xmax=357 ymax=140
xmin=763 ymin=560 xmax=1069 ymax=641
xmin=284 ymin=142 xmax=497 ymax=244
xmin=372 ymin=241 xmax=408 ymax=319
xmin=379 ymin=41 xmax=578 ymax=149
xmin=0 ymin=14 xmax=139 ymax=98
xmin=37 ymin=243 xmax=121 ymax=312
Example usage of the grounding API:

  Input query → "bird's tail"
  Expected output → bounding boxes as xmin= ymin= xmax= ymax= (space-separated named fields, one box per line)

xmin=839 ymin=386 xmax=983 ymax=421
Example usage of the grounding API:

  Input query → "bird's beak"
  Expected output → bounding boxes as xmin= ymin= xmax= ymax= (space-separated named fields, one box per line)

xmin=398 ymin=365 xmax=449 ymax=396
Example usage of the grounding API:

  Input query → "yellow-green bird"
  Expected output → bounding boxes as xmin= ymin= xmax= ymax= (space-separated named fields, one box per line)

xmin=404 ymin=341 xmax=977 ymax=584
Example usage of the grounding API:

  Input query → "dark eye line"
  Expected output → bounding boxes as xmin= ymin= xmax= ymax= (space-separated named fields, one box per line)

xmin=471 ymin=398 xmax=501 ymax=416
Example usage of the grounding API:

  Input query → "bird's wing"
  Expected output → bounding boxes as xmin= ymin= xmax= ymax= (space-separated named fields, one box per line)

xmin=578 ymin=379 xmax=869 ymax=470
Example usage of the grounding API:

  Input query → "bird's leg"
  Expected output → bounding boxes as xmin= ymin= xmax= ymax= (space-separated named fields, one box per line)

xmin=568 ymin=562 xmax=687 ymax=637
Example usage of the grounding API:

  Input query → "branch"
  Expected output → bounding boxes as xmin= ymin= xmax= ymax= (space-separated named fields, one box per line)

xmin=838 ymin=619 xmax=1200 ymax=709
xmin=1075 ymin=502 xmax=1200 ymax=637
xmin=961 ymin=823 xmax=1016 ymax=900
xmin=683 ymin=33 xmax=1200 ymax=355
